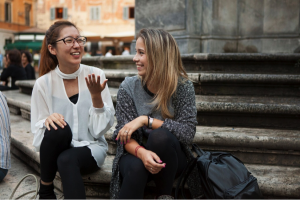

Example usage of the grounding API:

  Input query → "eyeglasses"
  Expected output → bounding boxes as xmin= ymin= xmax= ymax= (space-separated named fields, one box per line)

xmin=53 ymin=36 xmax=87 ymax=47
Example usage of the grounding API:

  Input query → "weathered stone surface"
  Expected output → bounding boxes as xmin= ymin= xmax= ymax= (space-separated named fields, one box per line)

xmin=263 ymin=0 xmax=299 ymax=34
xmin=0 ymin=154 xmax=41 ymax=199
xmin=196 ymin=95 xmax=300 ymax=115
xmin=200 ymin=73 xmax=300 ymax=83
xmin=9 ymin=113 xmax=300 ymax=198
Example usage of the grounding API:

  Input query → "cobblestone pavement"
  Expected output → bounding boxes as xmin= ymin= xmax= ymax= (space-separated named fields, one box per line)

xmin=0 ymin=154 xmax=40 ymax=199
xmin=0 ymin=154 xmax=104 ymax=199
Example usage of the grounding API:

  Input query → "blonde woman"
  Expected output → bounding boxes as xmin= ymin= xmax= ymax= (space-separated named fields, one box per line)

xmin=110 ymin=29 xmax=198 ymax=199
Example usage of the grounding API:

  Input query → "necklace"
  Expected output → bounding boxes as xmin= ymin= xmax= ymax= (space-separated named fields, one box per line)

xmin=55 ymin=65 xmax=81 ymax=79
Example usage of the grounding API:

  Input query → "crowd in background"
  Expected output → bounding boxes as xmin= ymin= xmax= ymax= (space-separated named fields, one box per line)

xmin=0 ymin=49 xmax=36 ymax=91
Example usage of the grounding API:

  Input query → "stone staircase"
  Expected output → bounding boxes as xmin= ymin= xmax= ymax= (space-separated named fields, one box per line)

xmin=5 ymin=53 xmax=300 ymax=198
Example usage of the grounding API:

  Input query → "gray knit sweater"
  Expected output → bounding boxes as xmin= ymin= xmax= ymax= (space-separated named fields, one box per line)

xmin=110 ymin=76 xmax=203 ymax=199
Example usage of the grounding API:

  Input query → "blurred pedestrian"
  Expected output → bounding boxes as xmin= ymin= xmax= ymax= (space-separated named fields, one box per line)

xmin=0 ymin=91 xmax=11 ymax=182
xmin=0 ymin=49 xmax=27 ymax=91
xmin=95 ymin=50 xmax=102 ymax=56
xmin=22 ymin=51 xmax=36 ymax=80
xmin=105 ymin=49 xmax=113 ymax=57
xmin=0 ymin=51 xmax=3 ymax=68
xmin=122 ymin=47 xmax=130 ymax=55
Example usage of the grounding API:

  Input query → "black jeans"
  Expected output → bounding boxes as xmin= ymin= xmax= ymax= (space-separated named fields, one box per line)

xmin=40 ymin=123 xmax=99 ymax=199
xmin=119 ymin=128 xmax=187 ymax=199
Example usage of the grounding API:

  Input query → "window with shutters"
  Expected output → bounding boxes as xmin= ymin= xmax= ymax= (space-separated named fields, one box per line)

xmin=56 ymin=8 xmax=63 ymax=19
xmin=25 ymin=4 xmax=31 ymax=26
xmin=50 ymin=7 xmax=68 ymax=20
xmin=90 ymin=6 xmax=100 ymax=21
xmin=5 ymin=2 xmax=11 ymax=22
xmin=123 ymin=6 xmax=134 ymax=20
xmin=129 ymin=7 xmax=134 ymax=19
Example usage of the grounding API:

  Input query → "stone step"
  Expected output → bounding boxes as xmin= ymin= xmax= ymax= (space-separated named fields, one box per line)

xmin=9 ymin=113 xmax=300 ymax=198
xmin=196 ymin=95 xmax=300 ymax=129
xmin=5 ymin=90 xmax=300 ymax=166
xmin=81 ymin=53 xmax=300 ymax=74
xmin=5 ymin=87 xmax=300 ymax=129
xmin=17 ymin=70 xmax=300 ymax=97
xmin=199 ymin=73 xmax=300 ymax=97
xmin=104 ymin=124 xmax=300 ymax=167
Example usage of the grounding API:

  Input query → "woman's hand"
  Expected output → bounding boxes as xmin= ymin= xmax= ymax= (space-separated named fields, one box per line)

xmin=45 ymin=113 xmax=66 ymax=131
xmin=138 ymin=148 xmax=166 ymax=174
xmin=85 ymin=74 xmax=107 ymax=97
xmin=116 ymin=116 xmax=147 ymax=144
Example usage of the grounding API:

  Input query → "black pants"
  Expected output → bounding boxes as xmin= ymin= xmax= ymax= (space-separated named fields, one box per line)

xmin=40 ymin=123 xmax=99 ymax=199
xmin=119 ymin=128 xmax=187 ymax=199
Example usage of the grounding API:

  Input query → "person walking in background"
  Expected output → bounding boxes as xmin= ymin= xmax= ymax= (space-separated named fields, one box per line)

xmin=0 ymin=50 xmax=27 ymax=91
xmin=22 ymin=51 xmax=36 ymax=80
xmin=121 ymin=47 xmax=130 ymax=56
xmin=0 ymin=91 xmax=11 ymax=182
xmin=31 ymin=20 xmax=115 ymax=199
xmin=110 ymin=29 xmax=198 ymax=199
xmin=0 ymin=51 xmax=3 ymax=68
xmin=105 ymin=49 xmax=113 ymax=57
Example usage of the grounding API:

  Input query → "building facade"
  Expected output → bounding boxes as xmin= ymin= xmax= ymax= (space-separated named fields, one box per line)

xmin=37 ymin=0 xmax=135 ymax=55
xmin=0 ymin=0 xmax=37 ymax=53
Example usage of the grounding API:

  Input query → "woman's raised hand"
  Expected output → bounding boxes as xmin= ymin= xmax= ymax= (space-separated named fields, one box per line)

xmin=85 ymin=74 xmax=108 ymax=96
xmin=138 ymin=148 xmax=166 ymax=174
xmin=45 ymin=113 xmax=66 ymax=131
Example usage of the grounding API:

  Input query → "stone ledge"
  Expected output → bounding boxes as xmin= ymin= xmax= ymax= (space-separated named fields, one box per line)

xmin=4 ymin=89 xmax=300 ymax=117
xmin=81 ymin=53 xmax=300 ymax=62
xmin=182 ymin=53 xmax=300 ymax=61
xmin=9 ymin=113 xmax=300 ymax=198
xmin=196 ymin=95 xmax=300 ymax=115
xmin=200 ymin=73 xmax=300 ymax=84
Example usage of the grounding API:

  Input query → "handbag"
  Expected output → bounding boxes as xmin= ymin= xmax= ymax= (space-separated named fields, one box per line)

xmin=9 ymin=174 xmax=39 ymax=199
xmin=175 ymin=144 xmax=263 ymax=199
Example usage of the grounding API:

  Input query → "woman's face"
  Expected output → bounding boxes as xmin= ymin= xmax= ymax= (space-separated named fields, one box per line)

xmin=21 ymin=53 xmax=28 ymax=65
xmin=133 ymin=37 xmax=148 ymax=78
xmin=48 ymin=26 xmax=83 ymax=68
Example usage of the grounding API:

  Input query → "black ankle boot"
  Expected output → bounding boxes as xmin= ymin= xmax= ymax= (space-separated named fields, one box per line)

xmin=38 ymin=182 xmax=56 ymax=199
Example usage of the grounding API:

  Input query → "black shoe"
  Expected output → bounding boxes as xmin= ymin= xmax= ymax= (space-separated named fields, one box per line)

xmin=38 ymin=181 xmax=56 ymax=199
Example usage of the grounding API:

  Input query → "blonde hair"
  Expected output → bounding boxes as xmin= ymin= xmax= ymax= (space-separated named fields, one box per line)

xmin=137 ymin=29 xmax=188 ymax=119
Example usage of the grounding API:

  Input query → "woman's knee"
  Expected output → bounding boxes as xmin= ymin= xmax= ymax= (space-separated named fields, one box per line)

xmin=43 ymin=122 xmax=72 ymax=144
xmin=121 ymin=156 xmax=148 ymax=178
xmin=147 ymin=128 xmax=176 ymax=148
xmin=57 ymin=150 xmax=76 ymax=169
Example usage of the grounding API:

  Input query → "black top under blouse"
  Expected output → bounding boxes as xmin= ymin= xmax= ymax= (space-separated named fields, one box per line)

xmin=69 ymin=93 xmax=79 ymax=104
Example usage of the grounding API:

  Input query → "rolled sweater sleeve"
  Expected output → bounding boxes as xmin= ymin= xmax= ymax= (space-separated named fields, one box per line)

xmin=112 ymin=86 xmax=141 ymax=143
xmin=161 ymin=80 xmax=198 ymax=145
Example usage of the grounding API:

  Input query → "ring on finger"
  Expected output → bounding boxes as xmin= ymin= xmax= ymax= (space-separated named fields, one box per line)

xmin=124 ymin=130 xmax=128 ymax=133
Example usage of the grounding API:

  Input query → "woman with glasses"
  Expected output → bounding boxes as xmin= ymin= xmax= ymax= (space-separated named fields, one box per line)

xmin=31 ymin=20 xmax=115 ymax=199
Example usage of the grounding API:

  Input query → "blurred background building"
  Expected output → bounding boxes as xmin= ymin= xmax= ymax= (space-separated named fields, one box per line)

xmin=36 ymin=0 xmax=135 ymax=55
xmin=0 ymin=0 xmax=38 ymax=53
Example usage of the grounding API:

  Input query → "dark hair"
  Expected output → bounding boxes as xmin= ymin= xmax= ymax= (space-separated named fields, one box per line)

xmin=22 ymin=51 xmax=32 ymax=63
xmin=39 ymin=20 xmax=78 ymax=76
xmin=7 ymin=49 xmax=22 ymax=66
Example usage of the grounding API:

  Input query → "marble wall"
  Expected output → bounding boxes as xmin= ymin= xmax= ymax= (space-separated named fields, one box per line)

xmin=133 ymin=0 xmax=300 ymax=53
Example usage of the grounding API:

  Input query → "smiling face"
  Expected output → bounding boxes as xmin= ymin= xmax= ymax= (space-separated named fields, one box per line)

xmin=133 ymin=37 xmax=148 ymax=78
xmin=48 ymin=26 xmax=83 ymax=69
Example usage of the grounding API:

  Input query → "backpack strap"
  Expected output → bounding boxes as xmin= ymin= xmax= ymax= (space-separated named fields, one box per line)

xmin=175 ymin=158 xmax=197 ymax=199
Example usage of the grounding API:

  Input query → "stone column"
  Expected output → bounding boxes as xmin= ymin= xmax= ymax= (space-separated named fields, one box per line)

xmin=132 ymin=0 xmax=300 ymax=54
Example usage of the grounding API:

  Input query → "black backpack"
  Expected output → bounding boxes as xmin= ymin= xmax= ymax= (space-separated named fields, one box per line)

xmin=175 ymin=144 xmax=263 ymax=199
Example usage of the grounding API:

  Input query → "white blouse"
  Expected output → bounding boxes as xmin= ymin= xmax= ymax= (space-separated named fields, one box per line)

xmin=31 ymin=64 xmax=115 ymax=167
